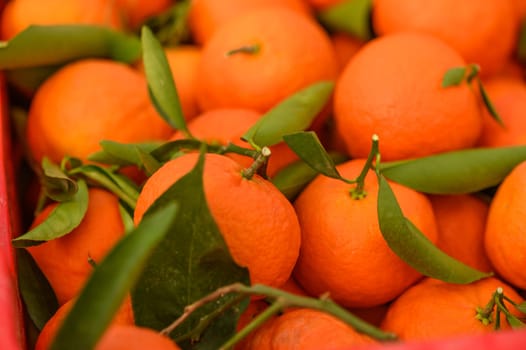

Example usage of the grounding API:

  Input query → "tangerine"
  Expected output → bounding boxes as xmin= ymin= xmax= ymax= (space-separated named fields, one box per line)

xmin=26 ymin=59 xmax=173 ymax=165
xmin=430 ymin=194 xmax=493 ymax=272
xmin=196 ymin=7 xmax=338 ymax=119
xmin=485 ymin=160 xmax=526 ymax=290
xmin=330 ymin=32 xmax=364 ymax=73
xmin=243 ymin=308 xmax=377 ymax=349
xmin=477 ymin=76 xmax=526 ymax=147
xmin=95 ymin=325 xmax=181 ymax=350
xmin=0 ymin=0 xmax=122 ymax=40
xmin=381 ymin=277 xmax=524 ymax=341
xmin=187 ymin=0 xmax=312 ymax=45
xmin=134 ymin=152 xmax=301 ymax=288
xmin=27 ymin=188 xmax=126 ymax=305
xmin=35 ymin=297 xmax=134 ymax=350
xmin=333 ymin=32 xmax=482 ymax=161
xmin=372 ymin=0 xmax=518 ymax=77
xmin=293 ymin=158 xmax=438 ymax=308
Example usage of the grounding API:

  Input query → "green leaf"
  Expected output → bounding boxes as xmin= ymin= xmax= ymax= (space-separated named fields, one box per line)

xmin=6 ymin=65 xmax=60 ymax=95
xmin=132 ymin=151 xmax=250 ymax=348
xmin=69 ymin=164 xmax=139 ymax=209
xmin=118 ymin=203 xmax=135 ymax=234
xmin=12 ymin=180 xmax=89 ymax=247
xmin=515 ymin=301 xmax=526 ymax=314
xmin=0 ymin=25 xmax=141 ymax=69
xmin=441 ymin=66 xmax=467 ymax=87
xmin=505 ymin=314 xmax=525 ymax=329
xmin=283 ymin=131 xmax=343 ymax=179
xmin=478 ymin=78 xmax=505 ymax=127
xmin=141 ymin=26 xmax=188 ymax=133
xmin=377 ymin=174 xmax=491 ymax=283
xmin=136 ymin=147 xmax=162 ymax=176
xmin=41 ymin=157 xmax=78 ymax=202
xmin=379 ymin=146 xmax=526 ymax=194
xmin=50 ymin=203 xmax=179 ymax=350
xmin=271 ymin=150 xmax=348 ymax=200
xmin=16 ymin=249 xmax=59 ymax=330
xmin=151 ymin=139 xmax=203 ymax=162
xmin=88 ymin=140 xmax=162 ymax=167
xmin=242 ymin=81 xmax=334 ymax=148
xmin=317 ymin=0 xmax=373 ymax=41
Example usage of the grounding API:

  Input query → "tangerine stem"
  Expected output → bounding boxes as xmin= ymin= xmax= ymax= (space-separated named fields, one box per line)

xmin=226 ymin=44 xmax=261 ymax=56
xmin=476 ymin=293 xmax=496 ymax=326
xmin=350 ymin=134 xmax=379 ymax=200
xmin=216 ymin=142 xmax=259 ymax=159
xmin=241 ymin=147 xmax=271 ymax=180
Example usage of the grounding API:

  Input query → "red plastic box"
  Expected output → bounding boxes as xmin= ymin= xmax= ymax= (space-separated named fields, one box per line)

xmin=0 ymin=74 xmax=26 ymax=349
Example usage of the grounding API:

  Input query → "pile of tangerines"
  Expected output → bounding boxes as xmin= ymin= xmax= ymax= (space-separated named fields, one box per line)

xmin=3 ymin=0 xmax=526 ymax=349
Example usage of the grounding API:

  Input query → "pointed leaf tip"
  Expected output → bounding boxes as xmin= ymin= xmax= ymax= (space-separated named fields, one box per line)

xmin=441 ymin=66 xmax=467 ymax=87
xmin=141 ymin=26 xmax=188 ymax=134
xmin=376 ymin=174 xmax=491 ymax=284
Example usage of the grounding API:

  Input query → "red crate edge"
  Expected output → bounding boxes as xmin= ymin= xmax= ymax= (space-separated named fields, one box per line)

xmin=0 ymin=73 xmax=26 ymax=350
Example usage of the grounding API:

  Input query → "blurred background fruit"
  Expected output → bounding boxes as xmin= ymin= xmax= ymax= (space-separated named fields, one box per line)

xmin=334 ymin=32 xmax=482 ymax=161
xmin=25 ymin=59 xmax=173 ymax=165
xmin=0 ymin=0 xmax=122 ymax=40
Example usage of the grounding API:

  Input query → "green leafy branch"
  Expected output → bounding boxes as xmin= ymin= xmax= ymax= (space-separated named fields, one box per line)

xmin=12 ymin=156 xmax=140 ymax=247
xmin=160 ymin=282 xmax=397 ymax=350
xmin=282 ymin=131 xmax=493 ymax=284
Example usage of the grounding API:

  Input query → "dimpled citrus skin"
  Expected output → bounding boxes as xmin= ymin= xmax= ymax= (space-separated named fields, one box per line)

xmin=95 ymin=325 xmax=181 ymax=350
xmin=477 ymin=76 xmax=526 ymax=147
xmin=243 ymin=308 xmax=376 ymax=350
xmin=134 ymin=153 xmax=301 ymax=288
xmin=430 ymin=194 xmax=493 ymax=273
xmin=293 ymin=159 xmax=438 ymax=308
xmin=187 ymin=0 xmax=312 ymax=45
xmin=27 ymin=188 xmax=126 ymax=305
xmin=485 ymin=161 xmax=526 ymax=290
xmin=26 ymin=59 xmax=173 ymax=164
xmin=381 ymin=277 xmax=524 ymax=341
xmin=372 ymin=0 xmax=518 ymax=77
xmin=334 ymin=32 xmax=482 ymax=161
xmin=35 ymin=297 xmax=135 ymax=350
xmin=196 ymin=8 xmax=338 ymax=114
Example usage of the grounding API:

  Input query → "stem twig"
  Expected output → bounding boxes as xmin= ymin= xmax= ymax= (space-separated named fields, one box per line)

xmin=241 ymin=147 xmax=271 ymax=180
xmin=160 ymin=282 xmax=397 ymax=350
xmin=160 ymin=283 xmax=244 ymax=336
xmin=350 ymin=134 xmax=379 ymax=199
xmin=226 ymin=44 xmax=260 ymax=56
